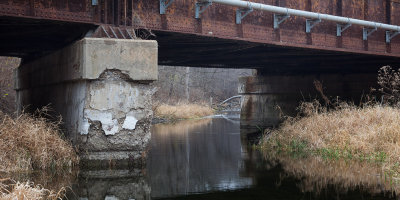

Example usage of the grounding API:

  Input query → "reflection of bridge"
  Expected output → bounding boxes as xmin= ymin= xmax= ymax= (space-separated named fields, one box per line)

xmin=2 ymin=0 xmax=400 ymax=161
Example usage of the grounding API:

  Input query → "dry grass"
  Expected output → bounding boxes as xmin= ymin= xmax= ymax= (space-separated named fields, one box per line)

xmin=0 ymin=178 xmax=65 ymax=200
xmin=260 ymin=102 xmax=400 ymax=195
xmin=261 ymin=103 xmax=400 ymax=172
xmin=0 ymin=110 xmax=79 ymax=172
xmin=0 ymin=170 xmax=76 ymax=197
xmin=154 ymin=103 xmax=214 ymax=120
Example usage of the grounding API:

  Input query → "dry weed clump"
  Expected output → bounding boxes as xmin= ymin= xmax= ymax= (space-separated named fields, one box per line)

xmin=0 ymin=178 xmax=65 ymax=200
xmin=0 ymin=110 xmax=79 ymax=172
xmin=375 ymin=66 xmax=400 ymax=105
xmin=261 ymin=103 xmax=400 ymax=171
xmin=154 ymin=103 xmax=214 ymax=120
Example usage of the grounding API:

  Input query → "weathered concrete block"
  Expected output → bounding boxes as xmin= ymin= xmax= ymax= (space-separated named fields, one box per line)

xmin=15 ymin=38 xmax=158 ymax=166
xmin=84 ymin=38 xmax=158 ymax=81
xmin=15 ymin=38 xmax=157 ymax=90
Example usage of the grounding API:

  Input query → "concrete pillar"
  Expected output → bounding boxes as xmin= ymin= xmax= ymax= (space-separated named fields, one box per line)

xmin=15 ymin=38 xmax=158 ymax=166
xmin=239 ymin=73 xmax=377 ymax=133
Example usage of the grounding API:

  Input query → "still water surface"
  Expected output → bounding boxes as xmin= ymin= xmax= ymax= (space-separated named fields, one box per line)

xmin=10 ymin=115 xmax=398 ymax=199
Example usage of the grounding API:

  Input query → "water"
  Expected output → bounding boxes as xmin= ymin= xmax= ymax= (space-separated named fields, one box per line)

xmin=148 ymin=116 xmax=251 ymax=198
xmin=4 ymin=115 xmax=399 ymax=199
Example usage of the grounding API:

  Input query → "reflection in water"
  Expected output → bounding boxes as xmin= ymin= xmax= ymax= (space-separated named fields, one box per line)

xmin=72 ymin=169 xmax=151 ymax=200
xmin=148 ymin=118 xmax=253 ymax=198
xmin=4 ymin=116 xmax=400 ymax=199
xmin=266 ymin=154 xmax=399 ymax=197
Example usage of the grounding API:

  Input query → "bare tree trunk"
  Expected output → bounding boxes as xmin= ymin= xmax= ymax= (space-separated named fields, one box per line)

xmin=185 ymin=67 xmax=190 ymax=102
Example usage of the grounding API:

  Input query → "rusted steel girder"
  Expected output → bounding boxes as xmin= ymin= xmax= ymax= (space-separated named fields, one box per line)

xmin=0 ymin=0 xmax=94 ymax=23
xmin=1 ymin=0 xmax=400 ymax=58
xmin=130 ymin=0 xmax=400 ymax=57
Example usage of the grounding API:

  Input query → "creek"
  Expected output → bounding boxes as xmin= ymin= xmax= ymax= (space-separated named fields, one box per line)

xmin=4 ymin=114 xmax=398 ymax=199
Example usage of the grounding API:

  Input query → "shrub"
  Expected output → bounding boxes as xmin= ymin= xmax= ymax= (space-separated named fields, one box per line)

xmin=375 ymin=66 xmax=400 ymax=105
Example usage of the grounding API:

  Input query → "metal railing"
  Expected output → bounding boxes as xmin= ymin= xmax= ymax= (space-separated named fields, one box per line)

xmin=160 ymin=0 xmax=400 ymax=43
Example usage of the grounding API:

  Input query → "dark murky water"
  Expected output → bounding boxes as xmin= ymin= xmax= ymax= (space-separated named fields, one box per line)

xmin=5 ymin=115 xmax=399 ymax=199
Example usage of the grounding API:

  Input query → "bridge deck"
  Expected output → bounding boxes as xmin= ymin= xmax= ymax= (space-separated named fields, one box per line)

xmin=0 ymin=0 xmax=400 ymax=71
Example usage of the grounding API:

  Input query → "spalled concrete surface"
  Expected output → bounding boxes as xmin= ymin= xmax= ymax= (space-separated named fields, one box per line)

xmin=15 ymin=38 xmax=158 ymax=166
xmin=80 ymin=73 xmax=155 ymax=153
xmin=239 ymin=73 xmax=378 ymax=131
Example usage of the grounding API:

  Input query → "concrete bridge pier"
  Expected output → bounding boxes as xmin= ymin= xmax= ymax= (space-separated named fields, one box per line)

xmin=15 ymin=38 xmax=158 ymax=166
xmin=239 ymin=71 xmax=377 ymax=134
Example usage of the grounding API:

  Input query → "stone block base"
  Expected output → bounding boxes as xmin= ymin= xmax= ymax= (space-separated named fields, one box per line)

xmin=15 ymin=38 xmax=158 ymax=164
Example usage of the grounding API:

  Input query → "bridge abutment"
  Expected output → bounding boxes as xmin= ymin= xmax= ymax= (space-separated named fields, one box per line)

xmin=15 ymin=38 xmax=158 ymax=166
xmin=239 ymin=72 xmax=377 ymax=133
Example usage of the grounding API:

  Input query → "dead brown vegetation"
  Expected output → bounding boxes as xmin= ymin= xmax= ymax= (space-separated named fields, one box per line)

xmin=260 ymin=102 xmax=400 ymax=195
xmin=154 ymin=103 xmax=214 ymax=120
xmin=374 ymin=65 xmax=400 ymax=105
xmin=0 ymin=110 xmax=78 ymax=172
xmin=262 ymin=66 xmax=400 ymax=171
xmin=0 ymin=178 xmax=65 ymax=200
xmin=261 ymin=103 xmax=400 ymax=169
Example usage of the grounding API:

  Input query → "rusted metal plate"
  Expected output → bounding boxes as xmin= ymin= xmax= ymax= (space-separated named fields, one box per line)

xmin=128 ymin=0 xmax=400 ymax=57
xmin=310 ymin=0 xmax=337 ymax=49
xmin=279 ymin=0 xmax=309 ymax=45
xmin=390 ymin=1 xmax=400 ymax=54
xmin=0 ymin=0 xmax=93 ymax=22
xmin=0 ymin=0 xmax=400 ymax=59
xmin=0 ymin=2 xmax=30 ymax=16
xmin=365 ymin=0 xmax=387 ymax=53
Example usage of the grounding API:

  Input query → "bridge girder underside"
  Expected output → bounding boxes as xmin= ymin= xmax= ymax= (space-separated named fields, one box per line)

xmin=0 ymin=16 xmax=96 ymax=58
xmin=0 ymin=16 xmax=399 ymax=74
xmin=154 ymin=31 xmax=400 ymax=73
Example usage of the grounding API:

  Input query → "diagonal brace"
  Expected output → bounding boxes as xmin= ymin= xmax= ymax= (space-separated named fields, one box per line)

xmin=273 ymin=13 xmax=290 ymax=29
xmin=306 ymin=18 xmax=322 ymax=33
xmin=236 ymin=7 xmax=253 ymax=24
xmin=160 ymin=0 xmax=175 ymax=14
xmin=336 ymin=23 xmax=351 ymax=36
xmin=101 ymin=26 xmax=111 ymax=38
xmin=386 ymin=31 xmax=400 ymax=43
xmin=363 ymin=27 xmax=377 ymax=40
xmin=195 ymin=1 xmax=212 ymax=19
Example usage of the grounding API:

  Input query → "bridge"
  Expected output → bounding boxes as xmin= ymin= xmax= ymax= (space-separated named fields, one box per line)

xmin=2 ymin=0 xmax=400 ymax=68
xmin=2 ymin=0 xmax=400 ymax=163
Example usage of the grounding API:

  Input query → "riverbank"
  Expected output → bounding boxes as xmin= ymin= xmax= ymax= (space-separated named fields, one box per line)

xmin=259 ymin=103 xmax=400 ymax=176
xmin=0 ymin=111 xmax=78 ymax=173
xmin=153 ymin=103 xmax=214 ymax=123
